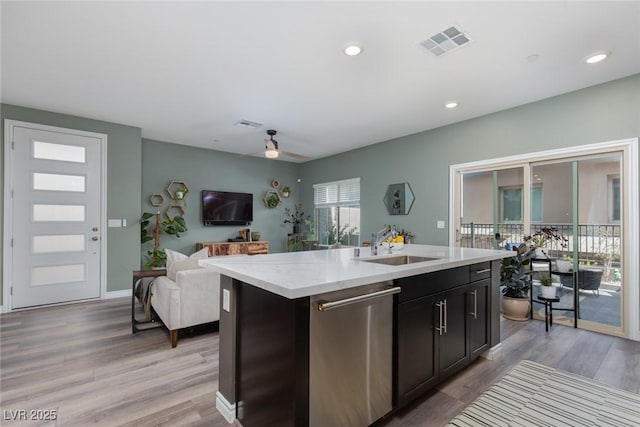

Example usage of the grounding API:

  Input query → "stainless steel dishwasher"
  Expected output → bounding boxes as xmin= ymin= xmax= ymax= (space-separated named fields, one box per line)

xmin=309 ymin=281 xmax=400 ymax=427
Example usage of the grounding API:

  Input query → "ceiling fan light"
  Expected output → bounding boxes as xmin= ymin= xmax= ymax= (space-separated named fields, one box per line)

xmin=265 ymin=148 xmax=279 ymax=159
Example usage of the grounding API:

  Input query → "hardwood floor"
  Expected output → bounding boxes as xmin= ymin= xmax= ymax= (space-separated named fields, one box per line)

xmin=1 ymin=297 xmax=639 ymax=426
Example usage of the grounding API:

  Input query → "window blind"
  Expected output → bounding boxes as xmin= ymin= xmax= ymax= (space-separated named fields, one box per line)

xmin=313 ymin=178 xmax=360 ymax=208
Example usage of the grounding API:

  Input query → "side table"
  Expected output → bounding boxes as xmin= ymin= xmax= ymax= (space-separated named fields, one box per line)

xmin=535 ymin=296 xmax=560 ymax=332
xmin=132 ymin=269 xmax=166 ymax=334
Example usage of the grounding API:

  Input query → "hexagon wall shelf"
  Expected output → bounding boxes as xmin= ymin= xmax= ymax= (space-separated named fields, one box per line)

xmin=164 ymin=205 xmax=186 ymax=219
xmin=149 ymin=193 xmax=165 ymax=207
xmin=264 ymin=191 xmax=282 ymax=208
xmin=166 ymin=180 xmax=189 ymax=201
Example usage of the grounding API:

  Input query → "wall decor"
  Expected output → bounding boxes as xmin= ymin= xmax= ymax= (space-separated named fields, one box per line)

xmin=149 ymin=193 xmax=165 ymax=207
xmin=264 ymin=190 xmax=282 ymax=208
xmin=271 ymin=179 xmax=280 ymax=189
xmin=384 ymin=182 xmax=415 ymax=215
xmin=280 ymin=186 xmax=292 ymax=198
xmin=165 ymin=205 xmax=186 ymax=219
xmin=166 ymin=180 xmax=189 ymax=200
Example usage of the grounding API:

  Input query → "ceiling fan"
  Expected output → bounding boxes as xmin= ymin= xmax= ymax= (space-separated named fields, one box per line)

xmin=257 ymin=129 xmax=312 ymax=161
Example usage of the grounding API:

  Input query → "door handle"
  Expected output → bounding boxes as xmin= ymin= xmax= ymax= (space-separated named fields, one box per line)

xmin=470 ymin=290 xmax=477 ymax=319
xmin=443 ymin=299 xmax=448 ymax=334
xmin=316 ymin=287 xmax=401 ymax=311
xmin=435 ymin=301 xmax=443 ymax=336
xmin=92 ymin=236 xmax=99 ymax=241
xmin=474 ymin=268 xmax=491 ymax=274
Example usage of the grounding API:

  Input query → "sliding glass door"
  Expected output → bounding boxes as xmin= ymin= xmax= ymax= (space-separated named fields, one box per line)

xmin=453 ymin=147 xmax=629 ymax=337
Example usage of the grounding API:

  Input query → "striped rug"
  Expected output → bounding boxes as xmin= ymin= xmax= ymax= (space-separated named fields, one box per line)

xmin=446 ymin=360 xmax=640 ymax=426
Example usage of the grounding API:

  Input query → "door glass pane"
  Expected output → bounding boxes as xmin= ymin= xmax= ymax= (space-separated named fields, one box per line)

xmin=530 ymin=162 xmax=574 ymax=322
xmin=576 ymin=155 xmax=622 ymax=328
xmin=31 ymin=264 xmax=85 ymax=286
xmin=33 ymin=173 xmax=85 ymax=192
xmin=33 ymin=141 xmax=86 ymax=163
xmin=460 ymin=171 xmax=494 ymax=248
xmin=497 ymin=168 xmax=524 ymax=248
xmin=33 ymin=234 xmax=85 ymax=253
xmin=33 ymin=204 xmax=85 ymax=222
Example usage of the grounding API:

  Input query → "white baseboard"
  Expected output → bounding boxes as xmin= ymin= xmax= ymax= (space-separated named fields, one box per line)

xmin=481 ymin=343 xmax=503 ymax=360
xmin=216 ymin=391 xmax=236 ymax=424
xmin=105 ymin=289 xmax=132 ymax=299
xmin=0 ymin=305 xmax=4 ymax=314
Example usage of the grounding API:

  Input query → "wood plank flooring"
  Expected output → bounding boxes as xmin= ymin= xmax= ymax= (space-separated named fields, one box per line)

xmin=2 ymin=297 xmax=639 ymax=426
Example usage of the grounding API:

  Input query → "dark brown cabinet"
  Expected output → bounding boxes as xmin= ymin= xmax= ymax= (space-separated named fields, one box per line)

xmin=395 ymin=262 xmax=492 ymax=408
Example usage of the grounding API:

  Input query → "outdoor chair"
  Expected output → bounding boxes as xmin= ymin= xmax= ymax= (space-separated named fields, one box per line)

xmin=559 ymin=269 xmax=603 ymax=296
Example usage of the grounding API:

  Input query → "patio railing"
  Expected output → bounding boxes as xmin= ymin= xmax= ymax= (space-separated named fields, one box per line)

xmin=460 ymin=222 xmax=621 ymax=265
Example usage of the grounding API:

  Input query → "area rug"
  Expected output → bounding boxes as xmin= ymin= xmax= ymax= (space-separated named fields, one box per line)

xmin=446 ymin=360 xmax=640 ymax=426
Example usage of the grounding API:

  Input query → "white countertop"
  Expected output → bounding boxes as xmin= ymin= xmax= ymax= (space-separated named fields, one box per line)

xmin=199 ymin=244 xmax=507 ymax=299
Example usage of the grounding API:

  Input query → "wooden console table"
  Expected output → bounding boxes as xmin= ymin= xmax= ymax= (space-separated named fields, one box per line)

xmin=196 ymin=241 xmax=269 ymax=256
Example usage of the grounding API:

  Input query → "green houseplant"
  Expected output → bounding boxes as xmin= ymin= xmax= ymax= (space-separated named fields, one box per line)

xmin=140 ymin=212 xmax=188 ymax=269
xmin=501 ymin=226 xmax=567 ymax=320
xmin=501 ymin=242 xmax=535 ymax=320
xmin=284 ymin=203 xmax=305 ymax=234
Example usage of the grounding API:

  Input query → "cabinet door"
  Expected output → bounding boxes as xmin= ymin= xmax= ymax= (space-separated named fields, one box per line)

xmin=438 ymin=285 xmax=470 ymax=379
xmin=396 ymin=295 xmax=438 ymax=406
xmin=468 ymin=279 xmax=491 ymax=359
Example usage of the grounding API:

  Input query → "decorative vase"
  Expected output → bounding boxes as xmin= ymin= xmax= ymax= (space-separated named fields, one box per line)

xmin=540 ymin=285 xmax=556 ymax=299
xmin=502 ymin=296 xmax=531 ymax=321
xmin=251 ymin=232 xmax=261 ymax=241
xmin=293 ymin=223 xmax=303 ymax=234
xmin=535 ymin=248 xmax=547 ymax=258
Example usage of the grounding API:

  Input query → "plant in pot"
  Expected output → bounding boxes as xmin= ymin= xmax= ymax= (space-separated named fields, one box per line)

xmin=501 ymin=243 xmax=535 ymax=321
xmin=284 ymin=203 xmax=305 ymax=234
xmin=140 ymin=212 xmax=188 ymax=269
xmin=525 ymin=226 xmax=569 ymax=258
xmin=539 ymin=276 xmax=556 ymax=299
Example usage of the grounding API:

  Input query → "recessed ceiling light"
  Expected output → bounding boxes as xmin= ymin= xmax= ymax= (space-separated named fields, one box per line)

xmin=445 ymin=101 xmax=459 ymax=109
xmin=344 ymin=44 xmax=363 ymax=56
xmin=585 ymin=51 xmax=611 ymax=64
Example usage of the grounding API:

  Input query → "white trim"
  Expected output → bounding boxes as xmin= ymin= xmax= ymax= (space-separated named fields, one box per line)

xmin=482 ymin=343 xmax=503 ymax=361
xmin=449 ymin=138 xmax=639 ymax=341
xmin=106 ymin=289 xmax=132 ymax=299
xmin=216 ymin=391 xmax=236 ymax=424
xmin=3 ymin=120 xmax=108 ymax=313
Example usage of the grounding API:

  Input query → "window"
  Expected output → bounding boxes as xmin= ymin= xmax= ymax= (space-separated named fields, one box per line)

xmin=500 ymin=185 xmax=542 ymax=222
xmin=313 ymin=178 xmax=361 ymax=246
xmin=609 ymin=176 xmax=620 ymax=222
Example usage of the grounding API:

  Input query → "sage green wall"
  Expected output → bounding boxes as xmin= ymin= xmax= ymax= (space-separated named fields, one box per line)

xmin=1 ymin=103 xmax=142 ymax=304
xmin=299 ymin=74 xmax=640 ymax=247
xmin=141 ymin=139 xmax=301 ymax=257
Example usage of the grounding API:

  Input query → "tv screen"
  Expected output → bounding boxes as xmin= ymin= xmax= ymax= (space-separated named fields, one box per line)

xmin=202 ymin=190 xmax=253 ymax=226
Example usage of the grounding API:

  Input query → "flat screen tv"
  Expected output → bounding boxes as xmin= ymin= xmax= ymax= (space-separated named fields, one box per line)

xmin=202 ymin=190 xmax=253 ymax=226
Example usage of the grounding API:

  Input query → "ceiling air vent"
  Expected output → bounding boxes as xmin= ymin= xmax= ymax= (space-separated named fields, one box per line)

xmin=420 ymin=25 xmax=471 ymax=57
xmin=234 ymin=119 xmax=263 ymax=129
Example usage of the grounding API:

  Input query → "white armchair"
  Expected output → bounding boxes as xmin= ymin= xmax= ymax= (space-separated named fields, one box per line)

xmin=151 ymin=267 xmax=220 ymax=347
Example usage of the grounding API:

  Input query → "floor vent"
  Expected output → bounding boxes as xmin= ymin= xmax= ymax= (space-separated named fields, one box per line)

xmin=234 ymin=119 xmax=263 ymax=129
xmin=420 ymin=25 xmax=471 ymax=57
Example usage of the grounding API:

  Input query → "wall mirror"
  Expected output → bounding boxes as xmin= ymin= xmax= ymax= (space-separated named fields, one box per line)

xmin=384 ymin=182 xmax=415 ymax=215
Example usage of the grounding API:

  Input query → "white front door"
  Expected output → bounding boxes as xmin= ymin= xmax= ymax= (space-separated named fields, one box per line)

xmin=7 ymin=122 xmax=105 ymax=309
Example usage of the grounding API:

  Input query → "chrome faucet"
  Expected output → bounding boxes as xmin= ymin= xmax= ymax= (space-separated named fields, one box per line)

xmin=371 ymin=227 xmax=398 ymax=255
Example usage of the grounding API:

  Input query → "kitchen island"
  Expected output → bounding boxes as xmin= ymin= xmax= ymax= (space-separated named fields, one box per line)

xmin=200 ymin=244 xmax=507 ymax=426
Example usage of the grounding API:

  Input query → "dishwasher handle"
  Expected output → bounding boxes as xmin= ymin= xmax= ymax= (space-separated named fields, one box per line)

xmin=317 ymin=287 xmax=401 ymax=312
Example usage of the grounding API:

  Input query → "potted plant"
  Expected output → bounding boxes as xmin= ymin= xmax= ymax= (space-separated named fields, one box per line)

xmin=501 ymin=242 xmax=535 ymax=321
xmin=140 ymin=212 xmax=188 ymax=269
xmin=539 ymin=276 xmax=556 ymax=299
xmin=281 ymin=186 xmax=291 ymax=198
xmin=284 ymin=203 xmax=305 ymax=234
xmin=525 ymin=226 xmax=568 ymax=258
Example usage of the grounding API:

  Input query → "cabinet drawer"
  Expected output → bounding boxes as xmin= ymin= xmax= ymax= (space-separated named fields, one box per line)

xmin=468 ymin=262 xmax=491 ymax=282
xmin=397 ymin=266 xmax=469 ymax=303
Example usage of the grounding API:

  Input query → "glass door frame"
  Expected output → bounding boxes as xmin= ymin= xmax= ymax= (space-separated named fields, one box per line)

xmin=449 ymin=138 xmax=639 ymax=341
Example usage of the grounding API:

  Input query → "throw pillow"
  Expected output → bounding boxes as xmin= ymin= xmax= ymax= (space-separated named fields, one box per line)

xmin=165 ymin=247 xmax=209 ymax=281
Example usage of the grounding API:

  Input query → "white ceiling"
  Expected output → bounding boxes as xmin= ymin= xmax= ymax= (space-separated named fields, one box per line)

xmin=2 ymin=1 xmax=639 ymax=162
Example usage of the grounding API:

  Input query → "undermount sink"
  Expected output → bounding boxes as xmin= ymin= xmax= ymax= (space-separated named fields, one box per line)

xmin=360 ymin=255 xmax=440 ymax=266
